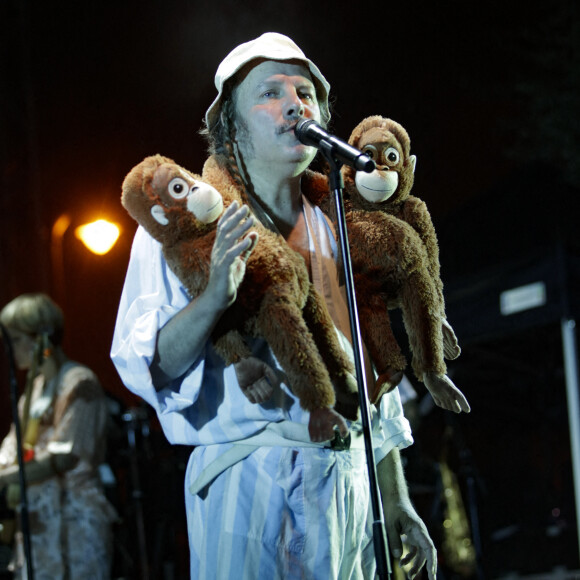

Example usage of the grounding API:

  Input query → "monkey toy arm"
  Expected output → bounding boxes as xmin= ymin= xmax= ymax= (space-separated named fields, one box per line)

xmin=400 ymin=196 xmax=444 ymax=308
xmin=402 ymin=196 xmax=461 ymax=360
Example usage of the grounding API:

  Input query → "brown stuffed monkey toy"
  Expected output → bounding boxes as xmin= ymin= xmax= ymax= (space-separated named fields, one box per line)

xmin=331 ymin=116 xmax=470 ymax=413
xmin=121 ymin=154 xmax=360 ymax=441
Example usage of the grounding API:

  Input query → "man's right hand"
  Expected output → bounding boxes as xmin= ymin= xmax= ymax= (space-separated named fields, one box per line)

xmin=151 ymin=201 xmax=258 ymax=385
xmin=208 ymin=200 xmax=258 ymax=309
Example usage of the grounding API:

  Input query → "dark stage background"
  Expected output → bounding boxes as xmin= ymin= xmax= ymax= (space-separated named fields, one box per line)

xmin=1 ymin=1 xmax=579 ymax=578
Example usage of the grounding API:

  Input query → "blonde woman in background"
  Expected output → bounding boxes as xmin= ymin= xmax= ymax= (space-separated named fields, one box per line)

xmin=0 ymin=293 xmax=116 ymax=579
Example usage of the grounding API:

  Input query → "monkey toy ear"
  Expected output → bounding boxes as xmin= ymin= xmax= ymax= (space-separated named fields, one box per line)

xmin=410 ymin=154 xmax=417 ymax=174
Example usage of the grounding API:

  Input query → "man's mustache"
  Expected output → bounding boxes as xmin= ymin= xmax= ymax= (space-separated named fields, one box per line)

xmin=276 ymin=121 xmax=299 ymax=135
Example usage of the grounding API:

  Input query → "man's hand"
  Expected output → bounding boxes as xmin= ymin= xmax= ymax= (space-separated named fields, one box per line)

xmin=378 ymin=448 xmax=437 ymax=580
xmin=384 ymin=498 xmax=437 ymax=580
xmin=208 ymin=200 xmax=258 ymax=309
xmin=151 ymin=201 xmax=259 ymax=386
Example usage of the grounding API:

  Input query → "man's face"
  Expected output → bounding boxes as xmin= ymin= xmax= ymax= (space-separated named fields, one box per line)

xmin=233 ymin=60 xmax=322 ymax=173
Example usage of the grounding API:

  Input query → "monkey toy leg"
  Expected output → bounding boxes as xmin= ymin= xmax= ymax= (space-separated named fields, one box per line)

xmin=355 ymin=283 xmax=406 ymax=404
xmin=253 ymin=289 xmax=345 ymax=442
xmin=299 ymin=284 xmax=359 ymax=421
xmin=213 ymin=329 xmax=276 ymax=404
xmin=399 ymin=268 xmax=447 ymax=381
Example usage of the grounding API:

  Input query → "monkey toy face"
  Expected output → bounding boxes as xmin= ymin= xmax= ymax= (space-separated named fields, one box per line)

xmin=355 ymin=125 xmax=416 ymax=204
xmin=345 ymin=116 xmax=416 ymax=207
xmin=150 ymin=162 xmax=224 ymax=226
xmin=122 ymin=154 xmax=226 ymax=249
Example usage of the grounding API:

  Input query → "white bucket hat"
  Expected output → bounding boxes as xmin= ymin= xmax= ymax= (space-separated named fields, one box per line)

xmin=205 ymin=32 xmax=330 ymax=131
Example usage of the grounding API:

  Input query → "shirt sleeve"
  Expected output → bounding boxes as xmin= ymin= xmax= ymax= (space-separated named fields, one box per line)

xmin=110 ymin=226 xmax=206 ymax=415
xmin=372 ymin=387 xmax=414 ymax=464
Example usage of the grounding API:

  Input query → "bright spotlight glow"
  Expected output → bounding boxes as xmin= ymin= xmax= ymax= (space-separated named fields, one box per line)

xmin=75 ymin=219 xmax=120 ymax=255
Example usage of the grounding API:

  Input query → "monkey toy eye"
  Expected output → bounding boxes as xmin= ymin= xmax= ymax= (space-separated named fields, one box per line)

xmin=168 ymin=177 xmax=190 ymax=199
xmin=362 ymin=145 xmax=378 ymax=160
xmin=385 ymin=147 xmax=400 ymax=164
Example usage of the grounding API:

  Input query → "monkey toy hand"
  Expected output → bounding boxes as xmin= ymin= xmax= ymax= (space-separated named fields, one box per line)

xmin=423 ymin=371 xmax=470 ymax=414
xmin=308 ymin=407 xmax=349 ymax=443
xmin=441 ymin=319 xmax=461 ymax=360
xmin=234 ymin=357 xmax=278 ymax=403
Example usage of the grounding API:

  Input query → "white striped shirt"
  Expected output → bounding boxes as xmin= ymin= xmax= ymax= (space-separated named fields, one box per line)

xmin=111 ymin=197 xmax=413 ymax=578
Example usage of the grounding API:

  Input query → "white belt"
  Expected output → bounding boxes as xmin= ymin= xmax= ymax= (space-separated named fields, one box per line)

xmin=189 ymin=421 xmax=365 ymax=495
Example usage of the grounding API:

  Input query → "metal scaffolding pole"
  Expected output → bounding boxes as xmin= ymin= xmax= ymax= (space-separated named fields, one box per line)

xmin=561 ymin=317 xmax=580 ymax=564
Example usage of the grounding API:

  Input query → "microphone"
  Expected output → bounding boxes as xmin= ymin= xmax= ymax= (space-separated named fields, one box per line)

xmin=295 ymin=119 xmax=375 ymax=173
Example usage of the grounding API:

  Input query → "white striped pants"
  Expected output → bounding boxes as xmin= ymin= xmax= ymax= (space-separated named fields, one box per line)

xmin=185 ymin=444 xmax=377 ymax=579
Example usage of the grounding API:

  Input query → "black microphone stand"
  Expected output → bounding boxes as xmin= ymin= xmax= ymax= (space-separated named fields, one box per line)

xmin=318 ymin=141 xmax=392 ymax=579
xmin=0 ymin=323 xmax=34 ymax=580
